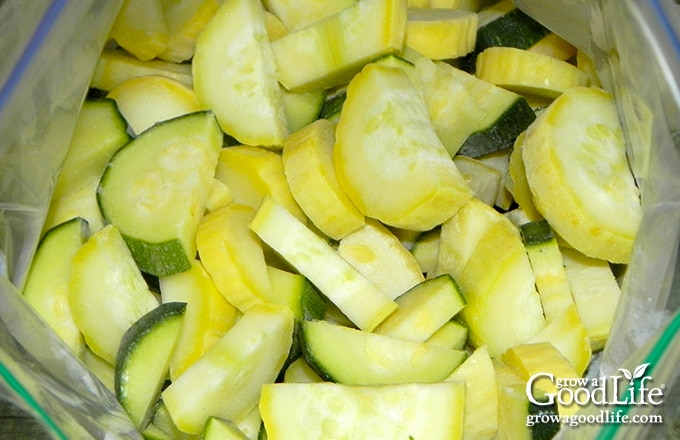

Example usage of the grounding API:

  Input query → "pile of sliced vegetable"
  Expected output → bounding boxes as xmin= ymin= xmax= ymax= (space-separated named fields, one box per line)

xmin=21 ymin=0 xmax=643 ymax=438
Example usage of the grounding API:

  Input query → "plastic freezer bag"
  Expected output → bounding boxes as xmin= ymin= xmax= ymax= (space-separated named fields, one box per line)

xmin=0 ymin=1 xmax=140 ymax=438
xmin=1 ymin=0 xmax=679 ymax=438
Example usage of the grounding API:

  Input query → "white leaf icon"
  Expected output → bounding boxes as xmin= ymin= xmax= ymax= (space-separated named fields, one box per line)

xmin=633 ymin=363 xmax=650 ymax=380
xmin=618 ymin=368 xmax=632 ymax=381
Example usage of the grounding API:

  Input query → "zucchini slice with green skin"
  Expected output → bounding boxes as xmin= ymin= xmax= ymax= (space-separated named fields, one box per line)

xmin=203 ymin=417 xmax=250 ymax=440
xmin=22 ymin=217 xmax=89 ymax=355
xmin=98 ymin=111 xmax=223 ymax=277
xmin=300 ymin=319 xmax=466 ymax=385
xmin=415 ymin=57 xmax=535 ymax=158
xmin=458 ymin=97 xmax=536 ymax=158
xmin=426 ymin=319 xmax=468 ymax=350
xmin=260 ymin=382 xmax=466 ymax=440
xmin=462 ymin=0 xmax=550 ymax=71
xmin=44 ymin=98 xmax=130 ymax=234
xmin=519 ymin=220 xmax=576 ymax=321
xmin=115 ymin=301 xmax=187 ymax=429
xmin=495 ymin=360 xmax=560 ymax=440
xmin=374 ymin=274 xmax=466 ymax=342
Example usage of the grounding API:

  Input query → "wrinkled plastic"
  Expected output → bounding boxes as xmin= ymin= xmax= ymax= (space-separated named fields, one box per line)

xmin=0 ymin=0 xmax=140 ymax=438
xmin=0 ymin=0 xmax=679 ymax=438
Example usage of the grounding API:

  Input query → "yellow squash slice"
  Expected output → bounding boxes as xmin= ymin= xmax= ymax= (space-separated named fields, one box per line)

xmin=522 ymin=86 xmax=642 ymax=263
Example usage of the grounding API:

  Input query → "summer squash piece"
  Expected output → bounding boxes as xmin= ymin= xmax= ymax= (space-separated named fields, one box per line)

xmin=270 ymin=0 xmax=408 ymax=92
xmin=22 ymin=217 xmax=89 ymax=355
xmin=98 ymin=111 xmax=222 ymax=277
xmin=192 ymin=0 xmax=289 ymax=147
xmin=334 ymin=63 xmax=472 ymax=231
xmin=67 ymin=225 xmax=159 ymax=364
xmin=300 ymin=319 xmax=466 ymax=385
xmin=260 ymin=382 xmax=466 ymax=440
xmin=115 ymin=302 xmax=186 ymax=429
xmin=250 ymin=197 xmax=396 ymax=331
xmin=162 ymin=304 xmax=294 ymax=434
xmin=522 ymin=86 xmax=642 ymax=263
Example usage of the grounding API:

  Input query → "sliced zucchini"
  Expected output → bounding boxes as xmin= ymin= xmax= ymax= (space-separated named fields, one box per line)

xmin=204 ymin=178 xmax=233 ymax=213
xmin=502 ymin=342 xmax=582 ymax=417
xmin=266 ymin=267 xmax=327 ymax=374
xmin=262 ymin=0 xmax=358 ymax=32
xmin=215 ymin=145 xmax=306 ymax=222
xmin=159 ymin=260 xmax=237 ymax=380
xmin=475 ymin=47 xmax=590 ymax=99
xmin=300 ymin=319 xmax=466 ymax=385
xmin=337 ymin=218 xmax=425 ymax=300
xmin=522 ymin=86 xmax=642 ymax=263
xmin=260 ymin=382 xmax=466 ymax=440
xmin=463 ymin=0 xmax=550 ymax=70
xmin=147 ymin=402 xmax=195 ymax=440
xmin=404 ymin=8 xmax=478 ymax=60
xmin=561 ymin=247 xmax=621 ymax=351
xmin=162 ymin=304 xmax=295 ymax=434
xmin=318 ymin=91 xmax=347 ymax=121
xmin=437 ymin=198 xmax=546 ymax=356
xmin=445 ymin=345 xmax=498 ymax=440
xmin=81 ymin=348 xmax=115 ymax=393
xmin=43 ymin=98 xmax=130 ymax=234
xmin=281 ymin=88 xmax=326 ymax=132
xmin=476 ymin=149 xmax=513 ymax=210
xmin=528 ymin=304 xmax=592 ymax=376
xmin=202 ymin=417 xmax=249 ymax=440
xmin=426 ymin=319 xmax=468 ymax=350
xmin=494 ymin=360 xmax=560 ymax=440
xmin=158 ymin=0 xmax=223 ymax=63
xmin=98 ymin=111 xmax=222 ymax=277
xmin=250 ymin=197 xmax=397 ymax=331
xmin=106 ymin=75 xmax=200 ymax=135
xmin=193 ymin=0 xmax=289 ymax=147
xmin=415 ymin=57 xmax=535 ymax=157
xmin=374 ymin=274 xmax=466 ymax=342
xmin=265 ymin=266 xmax=327 ymax=321
xmin=115 ymin=302 xmax=187 ymax=429
xmin=281 ymin=119 xmax=365 ymax=240
xmin=109 ymin=0 xmax=169 ymax=62
xmin=90 ymin=48 xmax=193 ymax=92
xmin=458 ymin=97 xmax=536 ymax=158
xmin=22 ymin=217 xmax=88 ymax=355
xmin=507 ymin=133 xmax=543 ymax=221
xmin=270 ymin=0 xmax=407 ymax=92
xmin=140 ymin=422 xmax=174 ymax=440
xmin=264 ymin=10 xmax=288 ymax=41
xmin=411 ymin=227 xmax=440 ymax=275
xmin=453 ymin=155 xmax=502 ymax=206
xmin=282 ymin=357 xmax=323 ymax=384
xmin=528 ymin=32 xmax=577 ymax=61
xmin=334 ymin=63 xmax=473 ymax=231
xmin=67 ymin=225 xmax=159 ymax=364
xmin=519 ymin=220 xmax=576 ymax=320
xmin=196 ymin=204 xmax=272 ymax=313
